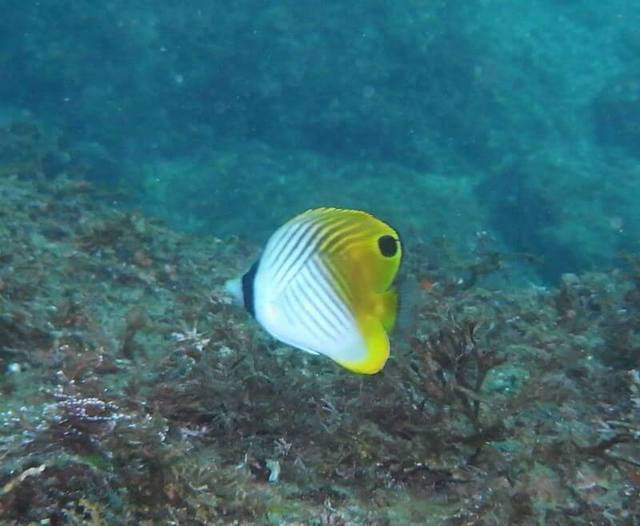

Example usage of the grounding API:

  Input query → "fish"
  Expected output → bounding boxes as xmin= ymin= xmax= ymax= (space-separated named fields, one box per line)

xmin=225 ymin=207 xmax=402 ymax=374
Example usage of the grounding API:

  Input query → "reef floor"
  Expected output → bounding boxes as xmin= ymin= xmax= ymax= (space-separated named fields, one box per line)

xmin=0 ymin=122 xmax=639 ymax=525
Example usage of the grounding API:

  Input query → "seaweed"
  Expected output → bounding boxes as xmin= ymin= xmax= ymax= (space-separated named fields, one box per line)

xmin=1 ymin=121 xmax=640 ymax=524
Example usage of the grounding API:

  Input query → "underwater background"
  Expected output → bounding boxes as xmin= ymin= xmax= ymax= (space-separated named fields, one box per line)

xmin=0 ymin=1 xmax=639 ymax=524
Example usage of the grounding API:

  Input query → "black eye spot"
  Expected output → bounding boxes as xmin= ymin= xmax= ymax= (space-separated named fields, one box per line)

xmin=378 ymin=235 xmax=398 ymax=257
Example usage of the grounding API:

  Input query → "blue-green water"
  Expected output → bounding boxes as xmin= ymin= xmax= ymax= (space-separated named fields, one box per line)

xmin=2 ymin=0 xmax=639 ymax=281
xmin=1 ymin=1 xmax=639 ymax=524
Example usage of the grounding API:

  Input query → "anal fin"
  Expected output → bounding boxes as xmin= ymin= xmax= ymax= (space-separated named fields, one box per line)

xmin=337 ymin=316 xmax=389 ymax=375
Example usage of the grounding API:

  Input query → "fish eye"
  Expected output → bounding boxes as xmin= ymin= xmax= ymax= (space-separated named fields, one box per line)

xmin=378 ymin=235 xmax=398 ymax=257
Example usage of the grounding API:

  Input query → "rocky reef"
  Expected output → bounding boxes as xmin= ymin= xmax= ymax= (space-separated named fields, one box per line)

xmin=0 ymin=122 xmax=638 ymax=524
xmin=1 ymin=0 xmax=639 ymax=280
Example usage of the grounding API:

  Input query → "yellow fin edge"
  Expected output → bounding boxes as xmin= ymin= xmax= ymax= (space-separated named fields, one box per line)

xmin=337 ymin=316 xmax=389 ymax=375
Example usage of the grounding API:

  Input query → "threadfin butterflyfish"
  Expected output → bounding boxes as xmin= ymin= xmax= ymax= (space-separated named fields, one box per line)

xmin=225 ymin=207 xmax=402 ymax=374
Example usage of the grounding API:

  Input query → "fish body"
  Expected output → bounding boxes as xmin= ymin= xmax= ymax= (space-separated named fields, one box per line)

xmin=226 ymin=208 xmax=402 ymax=374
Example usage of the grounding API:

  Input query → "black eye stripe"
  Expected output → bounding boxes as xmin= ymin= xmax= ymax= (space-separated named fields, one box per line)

xmin=378 ymin=235 xmax=398 ymax=257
